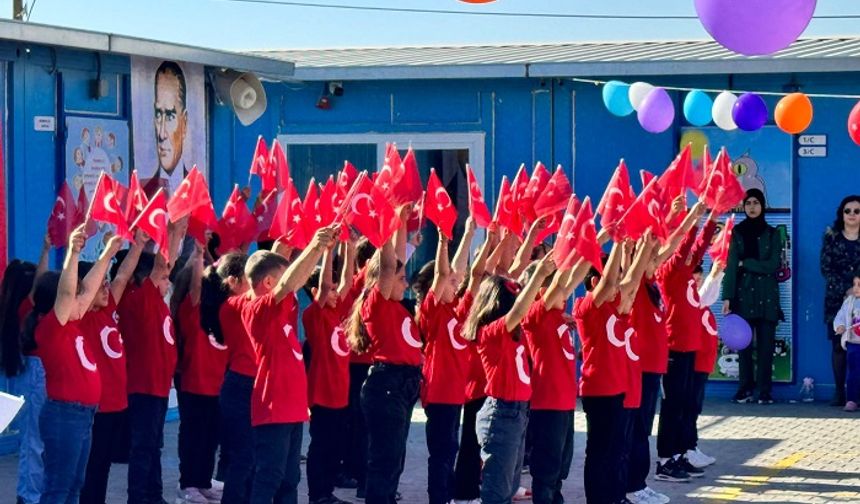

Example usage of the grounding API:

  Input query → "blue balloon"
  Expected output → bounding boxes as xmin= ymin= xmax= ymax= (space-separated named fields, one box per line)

xmin=603 ymin=81 xmax=634 ymax=117
xmin=683 ymin=90 xmax=713 ymax=126
xmin=721 ymin=314 xmax=753 ymax=351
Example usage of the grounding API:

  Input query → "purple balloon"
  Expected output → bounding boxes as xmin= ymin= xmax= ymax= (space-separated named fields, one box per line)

xmin=721 ymin=314 xmax=753 ymax=351
xmin=732 ymin=93 xmax=768 ymax=131
xmin=695 ymin=0 xmax=817 ymax=56
xmin=637 ymin=87 xmax=675 ymax=134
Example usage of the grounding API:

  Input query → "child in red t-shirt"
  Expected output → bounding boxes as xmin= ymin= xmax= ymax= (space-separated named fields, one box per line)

xmin=29 ymin=225 xmax=122 ymax=503
xmin=79 ymin=229 xmax=148 ymax=504
xmin=172 ymin=244 xmax=230 ymax=503
xmin=413 ymin=219 xmax=476 ymax=504
xmin=303 ymin=240 xmax=356 ymax=504
xmin=461 ymin=251 xmax=556 ymax=504
xmin=241 ymin=226 xmax=336 ymax=504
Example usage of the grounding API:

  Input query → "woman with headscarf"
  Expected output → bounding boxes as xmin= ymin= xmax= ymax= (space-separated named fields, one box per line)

xmin=819 ymin=195 xmax=860 ymax=406
xmin=722 ymin=189 xmax=783 ymax=405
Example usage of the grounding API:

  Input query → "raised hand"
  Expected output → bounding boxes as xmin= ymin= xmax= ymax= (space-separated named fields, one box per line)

xmin=69 ymin=224 xmax=87 ymax=254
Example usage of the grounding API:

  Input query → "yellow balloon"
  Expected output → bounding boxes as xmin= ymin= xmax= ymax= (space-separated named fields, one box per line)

xmin=680 ymin=129 xmax=709 ymax=165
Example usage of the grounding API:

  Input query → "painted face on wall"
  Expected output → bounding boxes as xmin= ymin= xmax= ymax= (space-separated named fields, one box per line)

xmin=154 ymin=71 xmax=187 ymax=175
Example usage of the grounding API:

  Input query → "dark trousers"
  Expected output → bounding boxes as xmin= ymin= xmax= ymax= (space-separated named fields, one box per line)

xmin=738 ymin=319 xmax=776 ymax=396
xmin=424 ymin=403 xmax=462 ymax=504
xmin=178 ymin=392 xmax=220 ymax=489
xmin=657 ymin=351 xmax=696 ymax=459
xmin=220 ymin=370 xmax=255 ymax=504
xmin=346 ymin=363 xmax=371 ymax=489
xmin=627 ymin=373 xmax=662 ymax=493
xmin=127 ymin=393 xmax=168 ymax=504
xmin=361 ymin=363 xmax=421 ymax=504
xmin=307 ymin=406 xmax=348 ymax=501
xmin=846 ymin=343 xmax=860 ymax=403
xmin=530 ymin=409 xmax=574 ymax=504
xmin=832 ymin=334 xmax=847 ymax=401
xmin=39 ymin=400 xmax=97 ymax=504
xmin=80 ymin=410 xmax=127 ymax=504
xmin=684 ymin=372 xmax=709 ymax=452
xmin=581 ymin=395 xmax=629 ymax=504
xmin=250 ymin=423 xmax=303 ymax=504
xmin=453 ymin=397 xmax=485 ymax=501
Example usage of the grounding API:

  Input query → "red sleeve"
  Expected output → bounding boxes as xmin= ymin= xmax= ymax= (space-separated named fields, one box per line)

xmin=521 ymin=299 xmax=546 ymax=334
xmin=574 ymin=292 xmax=595 ymax=320
xmin=690 ymin=219 xmax=718 ymax=267
xmin=456 ymin=292 xmax=474 ymax=320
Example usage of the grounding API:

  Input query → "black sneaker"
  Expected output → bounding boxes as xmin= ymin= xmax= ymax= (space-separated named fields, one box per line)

xmin=831 ymin=394 xmax=847 ymax=407
xmin=758 ymin=392 xmax=774 ymax=405
xmin=732 ymin=389 xmax=754 ymax=403
xmin=355 ymin=487 xmax=365 ymax=500
xmin=678 ymin=455 xmax=705 ymax=478
xmin=335 ymin=475 xmax=359 ymax=489
xmin=655 ymin=458 xmax=691 ymax=482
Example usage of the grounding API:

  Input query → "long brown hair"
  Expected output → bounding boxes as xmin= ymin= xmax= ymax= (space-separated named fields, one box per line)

xmin=462 ymin=275 xmax=519 ymax=343
xmin=346 ymin=251 xmax=404 ymax=354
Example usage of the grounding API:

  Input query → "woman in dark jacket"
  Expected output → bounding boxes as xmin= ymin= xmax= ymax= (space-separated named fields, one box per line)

xmin=819 ymin=195 xmax=860 ymax=406
xmin=722 ymin=189 xmax=782 ymax=405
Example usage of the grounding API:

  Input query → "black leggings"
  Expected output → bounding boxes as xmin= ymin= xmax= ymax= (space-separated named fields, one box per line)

xmin=832 ymin=332 xmax=847 ymax=400
xmin=453 ymin=397 xmax=485 ymax=501
xmin=738 ymin=319 xmax=776 ymax=396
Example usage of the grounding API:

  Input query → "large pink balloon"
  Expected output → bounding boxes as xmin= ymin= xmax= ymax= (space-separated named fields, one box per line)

xmin=695 ymin=0 xmax=817 ymax=56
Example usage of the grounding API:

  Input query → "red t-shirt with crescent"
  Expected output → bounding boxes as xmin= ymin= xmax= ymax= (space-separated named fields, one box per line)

xmin=119 ymin=278 xmax=177 ymax=398
xmin=242 ymin=292 xmax=308 ymax=425
xmin=574 ymin=293 xmax=629 ymax=398
xmin=631 ymin=281 xmax=668 ymax=375
xmin=220 ymin=294 xmax=257 ymax=378
xmin=361 ymin=287 xmax=422 ymax=366
xmin=303 ymin=300 xmax=351 ymax=409
xmin=346 ymin=267 xmax=374 ymax=364
xmin=695 ymin=307 xmax=719 ymax=374
xmin=178 ymin=297 xmax=229 ymax=396
xmin=35 ymin=311 xmax=101 ymax=405
xmin=477 ymin=318 xmax=531 ymax=402
xmin=523 ymin=299 xmax=577 ymax=410
xmin=419 ymin=291 xmax=469 ymax=406
xmin=80 ymin=295 xmax=127 ymax=412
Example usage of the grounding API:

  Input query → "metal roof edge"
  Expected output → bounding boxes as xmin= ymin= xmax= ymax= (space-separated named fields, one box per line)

xmin=528 ymin=58 xmax=860 ymax=78
xmin=292 ymin=63 xmax=527 ymax=81
xmin=0 ymin=19 xmax=294 ymax=79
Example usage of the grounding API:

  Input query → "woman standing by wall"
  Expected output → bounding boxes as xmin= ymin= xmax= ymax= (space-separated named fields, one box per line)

xmin=819 ymin=195 xmax=860 ymax=406
xmin=722 ymin=189 xmax=783 ymax=405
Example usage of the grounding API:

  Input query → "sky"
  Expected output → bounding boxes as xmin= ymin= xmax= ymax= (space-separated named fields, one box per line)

xmin=3 ymin=0 xmax=859 ymax=51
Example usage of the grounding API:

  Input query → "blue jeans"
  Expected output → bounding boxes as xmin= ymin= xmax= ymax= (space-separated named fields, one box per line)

xmin=11 ymin=355 xmax=46 ymax=504
xmin=424 ymin=403 xmax=462 ymax=504
xmin=846 ymin=343 xmax=860 ymax=403
xmin=475 ymin=398 xmax=529 ymax=504
xmin=39 ymin=399 xmax=96 ymax=504
xmin=220 ymin=370 xmax=255 ymax=504
xmin=127 ymin=394 xmax=168 ymax=504
xmin=250 ymin=423 xmax=303 ymax=504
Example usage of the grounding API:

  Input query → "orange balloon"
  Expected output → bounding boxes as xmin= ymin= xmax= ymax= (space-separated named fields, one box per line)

xmin=774 ymin=92 xmax=813 ymax=134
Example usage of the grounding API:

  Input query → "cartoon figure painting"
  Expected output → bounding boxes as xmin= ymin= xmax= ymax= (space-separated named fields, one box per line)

xmin=718 ymin=347 xmax=740 ymax=379
xmin=732 ymin=151 xmax=767 ymax=199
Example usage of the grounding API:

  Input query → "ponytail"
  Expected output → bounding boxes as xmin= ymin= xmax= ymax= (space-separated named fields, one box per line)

xmin=347 ymin=251 xmax=382 ymax=354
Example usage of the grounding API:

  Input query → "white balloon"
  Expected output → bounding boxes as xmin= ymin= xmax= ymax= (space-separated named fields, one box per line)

xmin=712 ymin=91 xmax=739 ymax=131
xmin=628 ymin=82 xmax=655 ymax=111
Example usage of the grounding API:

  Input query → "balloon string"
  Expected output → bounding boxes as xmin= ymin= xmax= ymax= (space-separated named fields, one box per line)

xmin=569 ymin=77 xmax=860 ymax=100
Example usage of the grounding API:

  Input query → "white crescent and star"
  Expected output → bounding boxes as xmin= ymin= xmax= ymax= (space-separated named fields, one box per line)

xmin=208 ymin=334 xmax=228 ymax=351
xmin=447 ymin=318 xmax=467 ymax=351
xmin=686 ymin=280 xmax=700 ymax=308
xmin=100 ymin=326 xmax=123 ymax=359
xmin=515 ymin=345 xmax=531 ymax=385
xmin=351 ymin=194 xmax=373 ymax=217
xmin=283 ymin=323 xmax=304 ymax=361
xmin=702 ymin=311 xmax=718 ymax=336
xmin=148 ymin=209 xmax=167 ymax=229
xmin=331 ymin=327 xmax=350 ymax=357
xmin=605 ymin=314 xmax=639 ymax=362
xmin=401 ymin=318 xmax=423 ymax=348
xmin=103 ymin=193 xmax=119 ymax=215
xmin=557 ymin=324 xmax=575 ymax=361
xmin=75 ymin=336 xmax=98 ymax=371
xmin=162 ymin=316 xmax=175 ymax=345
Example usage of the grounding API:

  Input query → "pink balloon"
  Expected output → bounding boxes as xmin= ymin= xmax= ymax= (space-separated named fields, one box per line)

xmin=695 ymin=0 xmax=817 ymax=56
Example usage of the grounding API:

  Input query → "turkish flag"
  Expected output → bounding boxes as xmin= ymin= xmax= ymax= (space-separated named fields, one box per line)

xmin=393 ymin=147 xmax=424 ymax=205
xmin=130 ymin=189 xmax=169 ymax=260
xmin=493 ymin=176 xmax=522 ymax=236
xmin=345 ymin=173 xmax=398 ymax=248
xmin=466 ymin=165 xmax=492 ymax=228
xmin=73 ymin=186 xmax=97 ymax=238
xmin=302 ymin=179 xmax=323 ymax=240
xmin=640 ymin=169 xmax=656 ymax=189
xmin=535 ymin=209 xmax=564 ymax=245
xmin=511 ymin=164 xmax=530 ymax=203
xmin=47 ymin=182 xmax=78 ymax=248
xmin=533 ymin=165 xmax=573 ymax=218
xmin=424 ymin=169 xmax=458 ymax=239
xmin=89 ymin=173 xmax=131 ymax=240
xmin=521 ymin=161 xmax=551 ymax=223
xmin=124 ymin=170 xmax=148 ymax=223
xmin=597 ymin=159 xmax=636 ymax=240
xmin=553 ymin=195 xmax=582 ymax=270
xmin=572 ymin=198 xmax=603 ymax=274
xmin=249 ymin=136 xmax=275 ymax=191
xmin=622 ymin=177 xmax=668 ymax=241
xmin=167 ymin=166 xmax=209 ymax=222
xmin=375 ymin=144 xmax=405 ymax=198
xmin=269 ymin=179 xmax=308 ymax=248
xmin=252 ymin=189 xmax=278 ymax=242
xmin=268 ymin=139 xmax=290 ymax=192
xmin=219 ymin=185 xmax=257 ymax=251
xmin=318 ymin=176 xmax=338 ymax=227
xmin=703 ymin=148 xmax=745 ymax=214
xmin=337 ymin=161 xmax=359 ymax=205
xmin=408 ymin=192 xmax=425 ymax=233
xmin=694 ymin=145 xmax=714 ymax=196
xmin=709 ymin=215 xmax=735 ymax=264
xmin=658 ymin=143 xmax=693 ymax=199
xmin=187 ymin=200 xmax=219 ymax=246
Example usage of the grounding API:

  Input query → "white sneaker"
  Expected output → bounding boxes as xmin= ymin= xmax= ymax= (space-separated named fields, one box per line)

xmin=627 ymin=489 xmax=658 ymax=504
xmin=176 ymin=487 xmax=210 ymax=504
xmin=199 ymin=486 xmax=223 ymax=503
xmin=210 ymin=479 xmax=224 ymax=492
xmin=695 ymin=447 xmax=716 ymax=466
xmin=685 ymin=448 xmax=711 ymax=469
xmin=643 ymin=486 xmax=670 ymax=504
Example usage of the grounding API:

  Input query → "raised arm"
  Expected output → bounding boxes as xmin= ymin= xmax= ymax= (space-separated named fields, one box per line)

xmin=336 ymin=239 xmax=356 ymax=301
xmin=394 ymin=205 xmax=410 ymax=264
xmin=655 ymin=200 xmax=706 ymax=264
xmin=593 ymin=241 xmax=623 ymax=307
xmin=188 ymin=244 xmax=205 ymax=306
xmin=543 ymin=256 xmax=591 ymax=310
xmin=505 ymin=251 xmax=556 ymax=331
xmin=509 ymin=217 xmax=545 ymax=279
xmin=54 ymin=225 xmax=86 ymax=325
xmin=619 ymin=232 xmax=658 ymax=312
xmin=452 ymin=216 xmax=476 ymax=281
xmin=688 ymin=213 xmax=719 ymax=266
xmin=468 ymin=227 xmax=497 ymax=297
xmin=317 ymin=247 xmax=335 ymax=304
xmin=274 ymin=225 xmax=337 ymax=302
xmin=111 ymin=230 xmax=148 ymax=303
xmin=168 ymin=216 xmax=189 ymax=270
xmin=431 ymin=230 xmax=451 ymax=298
